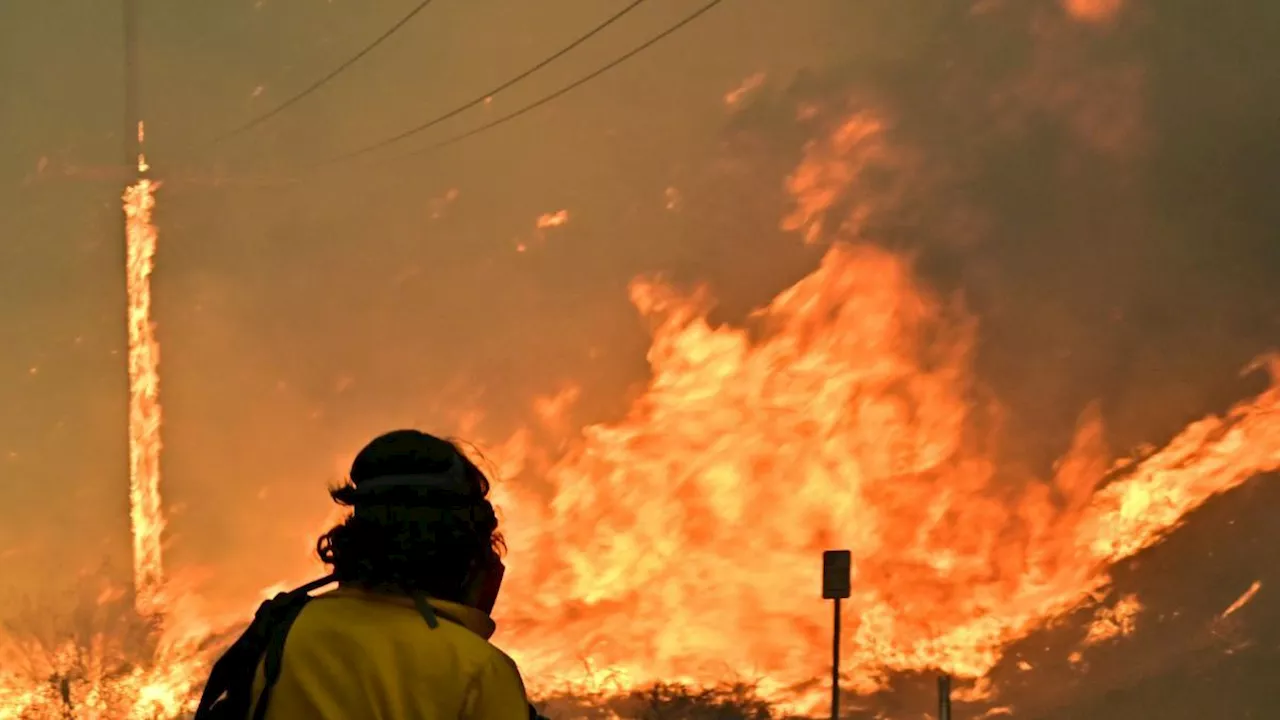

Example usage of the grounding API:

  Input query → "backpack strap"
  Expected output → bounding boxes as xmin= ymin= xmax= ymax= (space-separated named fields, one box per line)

xmin=194 ymin=601 xmax=277 ymax=718
xmin=248 ymin=595 xmax=313 ymax=720
xmin=194 ymin=576 xmax=335 ymax=720
xmin=410 ymin=592 xmax=441 ymax=629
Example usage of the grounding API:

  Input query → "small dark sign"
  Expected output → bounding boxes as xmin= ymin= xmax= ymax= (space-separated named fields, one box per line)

xmin=822 ymin=549 xmax=852 ymax=599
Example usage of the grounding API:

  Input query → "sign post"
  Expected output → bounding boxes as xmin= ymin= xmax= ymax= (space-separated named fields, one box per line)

xmin=822 ymin=550 xmax=852 ymax=720
xmin=938 ymin=674 xmax=952 ymax=720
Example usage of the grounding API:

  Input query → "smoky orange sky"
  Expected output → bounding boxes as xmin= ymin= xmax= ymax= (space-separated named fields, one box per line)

xmin=1 ymin=0 xmax=863 ymax=607
xmin=2 ymin=0 xmax=1280 ymax=715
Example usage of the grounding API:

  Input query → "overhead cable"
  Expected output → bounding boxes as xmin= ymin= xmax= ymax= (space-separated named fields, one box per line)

xmin=208 ymin=0 xmax=440 ymax=145
xmin=325 ymin=0 xmax=651 ymax=165
xmin=320 ymin=0 xmax=725 ymax=171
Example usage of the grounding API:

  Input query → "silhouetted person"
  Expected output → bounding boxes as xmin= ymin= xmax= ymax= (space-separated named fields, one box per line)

xmin=196 ymin=429 xmax=536 ymax=720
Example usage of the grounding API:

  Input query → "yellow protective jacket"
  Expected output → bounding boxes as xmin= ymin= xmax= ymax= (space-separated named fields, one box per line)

xmin=250 ymin=587 xmax=532 ymax=720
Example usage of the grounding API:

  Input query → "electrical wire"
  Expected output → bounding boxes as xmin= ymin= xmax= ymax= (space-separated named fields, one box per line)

xmin=218 ymin=0 xmax=724 ymax=187
xmin=415 ymin=0 xmax=725 ymax=158
xmin=324 ymin=0 xmax=650 ymax=165
xmin=207 ymin=0 xmax=440 ymax=145
xmin=321 ymin=0 xmax=725 ymax=172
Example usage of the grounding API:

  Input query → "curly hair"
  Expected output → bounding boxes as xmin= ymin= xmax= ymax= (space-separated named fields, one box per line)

xmin=315 ymin=430 xmax=504 ymax=603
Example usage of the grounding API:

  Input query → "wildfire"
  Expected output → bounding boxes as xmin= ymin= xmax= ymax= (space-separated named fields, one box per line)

xmin=485 ymin=110 xmax=1280 ymax=711
xmin=1082 ymin=594 xmax=1142 ymax=646
xmin=0 ymin=571 xmax=217 ymax=719
xmin=123 ymin=124 xmax=165 ymax=617
xmin=0 ymin=638 xmax=205 ymax=720
xmin=5 ymin=67 xmax=1280 ymax=720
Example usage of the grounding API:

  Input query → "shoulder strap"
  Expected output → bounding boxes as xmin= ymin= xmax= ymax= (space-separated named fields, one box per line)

xmin=248 ymin=595 xmax=313 ymax=720
xmin=410 ymin=592 xmax=441 ymax=628
xmin=194 ymin=576 xmax=334 ymax=720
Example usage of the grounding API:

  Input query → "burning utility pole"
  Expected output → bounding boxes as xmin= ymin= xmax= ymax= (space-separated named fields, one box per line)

xmin=121 ymin=0 xmax=166 ymax=616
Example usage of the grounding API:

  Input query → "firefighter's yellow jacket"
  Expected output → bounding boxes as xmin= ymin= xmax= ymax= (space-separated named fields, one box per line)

xmin=251 ymin=587 xmax=531 ymax=720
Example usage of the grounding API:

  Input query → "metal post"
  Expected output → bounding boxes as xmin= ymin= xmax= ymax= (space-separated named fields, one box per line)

xmin=938 ymin=674 xmax=951 ymax=720
xmin=831 ymin=597 xmax=841 ymax=720
xmin=822 ymin=550 xmax=851 ymax=720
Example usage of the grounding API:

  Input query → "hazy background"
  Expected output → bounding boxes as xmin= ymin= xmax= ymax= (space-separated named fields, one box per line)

xmin=1 ymin=0 xmax=1278 ymax=715
xmin=1 ymin=0 xmax=861 ymax=601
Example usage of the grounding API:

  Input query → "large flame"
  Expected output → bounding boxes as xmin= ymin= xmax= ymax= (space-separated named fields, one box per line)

xmin=488 ymin=111 xmax=1280 ymax=710
xmin=123 ymin=141 xmax=165 ymax=615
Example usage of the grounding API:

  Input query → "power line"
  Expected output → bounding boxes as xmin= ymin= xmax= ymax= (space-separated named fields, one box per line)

xmin=231 ymin=0 xmax=723 ymax=187
xmin=208 ymin=0 xmax=440 ymax=146
xmin=415 ymin=0 xmax=725 ymax=158
xmin=321 ymin=0 xmax=724 ymax=172
xmin=324 ymin=0 xmax=649 ymax=165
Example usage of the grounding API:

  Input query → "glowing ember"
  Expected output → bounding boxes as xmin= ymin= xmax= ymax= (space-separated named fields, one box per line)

xmin=664 ymin=186 xmax=681 ymax=211
xmin=536 ymin=209 xmax=570 ymax=229
xmin=123 ymin=131 xmax=165 ymax=616
xmin=724 ymin=72 xmax=766 ymax=107
xmin=1221 ymin=581 xmax=1263 ymax=619
xmin=135 ymin=121 xmax=149 ymax=175
xmin=429 ymin=187 xmax=460 ymax=220
xmin=1062 ymin=0 xmax=1123 ymax=24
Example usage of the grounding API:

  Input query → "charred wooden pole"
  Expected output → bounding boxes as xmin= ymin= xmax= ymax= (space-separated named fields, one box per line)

xmin=822 ymin=550 xmax=852 ymax=720
xmin=938 ymin=674 xmax=952 ymax=720
xmin=123 ymin=0 xmax=140 ymax=168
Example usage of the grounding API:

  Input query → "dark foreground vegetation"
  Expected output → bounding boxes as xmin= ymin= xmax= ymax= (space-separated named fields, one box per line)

xmin=536 ymin=683 xmax=784 ymax=720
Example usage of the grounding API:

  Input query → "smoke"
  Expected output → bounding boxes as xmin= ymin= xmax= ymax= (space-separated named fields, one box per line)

xmin=2 ymin=8 xmax=1278 ymax=718
xmin=717 ymin=0 xmax=1280 ymax=470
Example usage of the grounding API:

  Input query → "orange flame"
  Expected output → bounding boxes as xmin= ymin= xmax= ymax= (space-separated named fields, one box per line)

xmin=1221 ymin=581 xmax=1262 ymax=619
xmin=493 ymin=237 xmax=1280 ymax=705
xmin=0 ymin=131 xmax=213 ymax=720
xmin=536 ymin=209 xmax=571 ymax=229
xmin=485 ymin=112 xmax=1280 ymax=711
xmin=1082 ymin=594 xmax=1141 ymax=646
xmin=0 ymin=578 xmax=215 ymax=719
xmin=123 ymin=168 xmax=165 ymax=617
xmin=1062 ymin=0 xmax=1123 ymax=24
xmin=0 ymin=641 xmax=205 ymax=720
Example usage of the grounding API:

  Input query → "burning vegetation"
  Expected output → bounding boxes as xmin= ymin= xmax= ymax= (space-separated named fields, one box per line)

xmin=4 ymin=2 xmax=1280 ymax=719
xmin=483 ymin=109 xmax=1280 ymax=711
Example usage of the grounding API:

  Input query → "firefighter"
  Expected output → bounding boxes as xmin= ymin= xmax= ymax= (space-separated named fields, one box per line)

xmin=196 ymin=429 xmax=538 ymax=720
